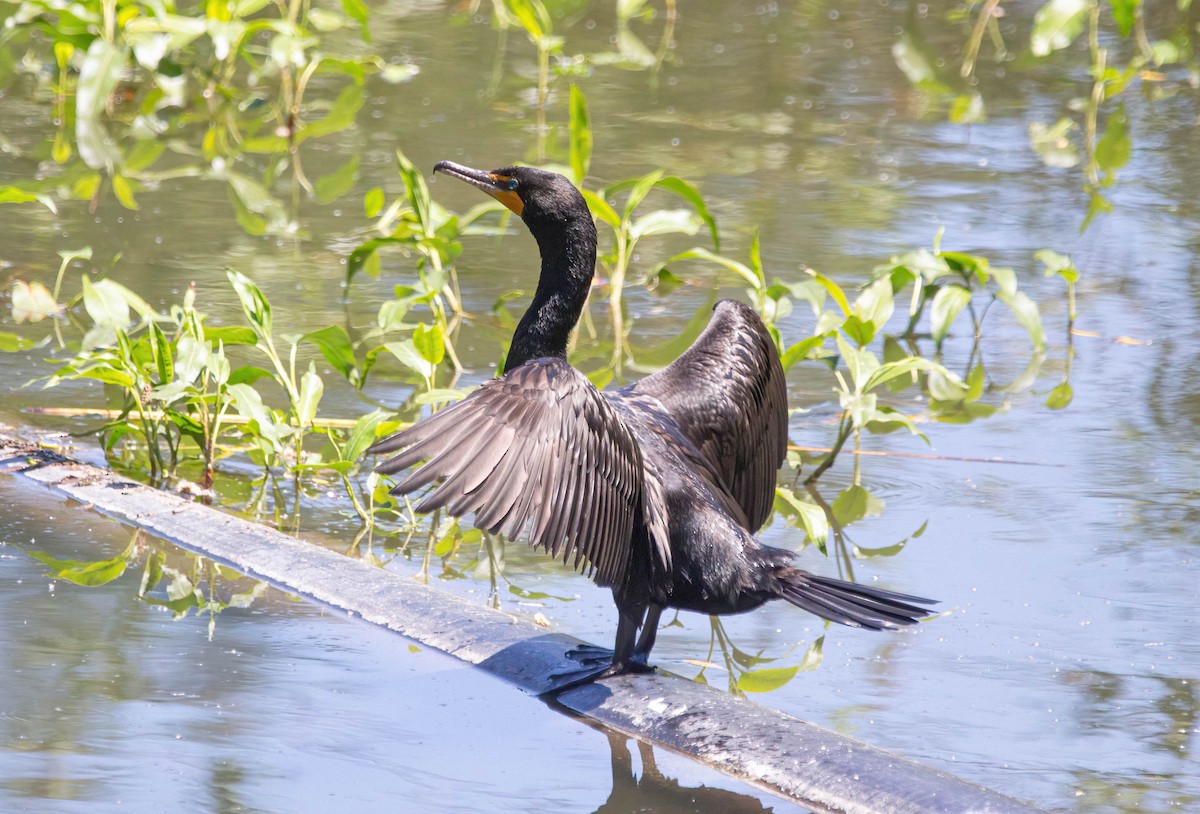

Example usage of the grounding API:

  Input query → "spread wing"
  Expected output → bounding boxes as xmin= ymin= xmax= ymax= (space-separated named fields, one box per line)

xmin=628 ymin=299 xmax=788 ymax=532
xmin=366 ymin=357 xmax=647 ymax=587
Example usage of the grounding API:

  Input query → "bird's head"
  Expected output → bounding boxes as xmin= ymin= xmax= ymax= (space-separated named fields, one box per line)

xmin=432 ymin=161 xmax=589 ymax=236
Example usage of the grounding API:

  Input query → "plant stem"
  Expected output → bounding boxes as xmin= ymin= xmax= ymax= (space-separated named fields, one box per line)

xmin=804 ymin=414 xmax=853 ymax=485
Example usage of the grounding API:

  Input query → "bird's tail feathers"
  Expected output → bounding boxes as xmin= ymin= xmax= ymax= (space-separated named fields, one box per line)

xmin=775 ymin=568 xmax=936 ymax=630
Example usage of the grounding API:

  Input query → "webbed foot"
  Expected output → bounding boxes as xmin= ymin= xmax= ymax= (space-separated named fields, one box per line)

xmin=543 ymin=656 xmax=655 ymax=696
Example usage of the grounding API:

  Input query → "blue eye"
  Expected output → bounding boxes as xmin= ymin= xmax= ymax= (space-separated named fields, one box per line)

xmin=506 ymin=178 xmax=519 ymax=191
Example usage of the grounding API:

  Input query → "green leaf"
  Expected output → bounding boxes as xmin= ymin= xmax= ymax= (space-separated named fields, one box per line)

xmin=226 ymin=269 xmax=272 ymax=340
xmin=204 ymin=326 xmax=259 ymax=346
xmin=343 ymin=409 xmax=396 ymax=463
xmin=414 ymin=387 xmax=473 ymax=405
xmin=737 ymin=665 xmax=800 ymax=693
xmin=773 ymin=486 xmax=829 ymax=551
xmin=76 ymin=39 xmax=126 ymax=170
xmin=780 ymin=334 xmax=828 ymax=370
xmin=1095 ymin=103 xmax=1131 ymax=175
xmin=949 ymin=92 xmax=986 ymax=124
xmin=1029 ymin=119 xmax=1080 ymax=169
xmin=1107 ymin=0 xmax=1139 ymax=37
xmin=831 ymin=485 xmax=884 ymax=527
xmin=1045 ymin=382 xmax=1074 ymax=409
xmin=81 ymin=276 xmax=131 ymax=331
xmin=300 ymin=85 xmax=366 ymax=143
xmin=630 ymin=209 xmax=702 ymax=240
xmin=413 ymin=322 xmax=445 ymax=367
xmin=364 ymin=187 xmax=385 ymax=218
xmin=385 ymin=339 xmax=434 ymax=379
xmin=1031 ymin=0 xmax=1089 ymax=57
xmin=997 ymin=290 xmax=1047 ymax=351
xmin=1036 ymin=249 xmax=1079 ymax=282
xmin=930 ymin=285 xmax=971 ymax=344
xmin=863 ymin=357 xmax=940 ymax=393
xmin=11 ymin=281 xmax=59 ymax=324
xmin=297 ymin=362 xmax=323 ymax=426
xmin=807 ymin=269 xmax=852 ymax=315
xmin=568 ymin=85 xmax=591 ymax=187
xmin=340 ymin=0 xmax=370 ymax=39
xmin=303 ymin=326 xmax=359 ymax=386
xmin=0 ymin=187 xmax=39 ymax=205
xmin=139 ymin=550 xmax=165 ymax=596
xmin=315 ymin=154 xmax=360 ymax=204
xmin=654 ymin=177 xmax=720 ymax=251
xmin=227 ymin=365 xmax=276 ymax=386
xmin=112 ymin=175 xmax=139 ymax=210
xmin=892 ymin=33 xmax=944 ymax=90
xmin=581 ymin=189 xmax=621 ymax=230
xmin=840 ymin=315 xmax=875 ymax=348
xmin=27 ymin=548 xmax=130 ymax=587
xmin=0 ymin=331 xmax=34 ymax=352
xmin=656 ymin=247 xmax=759 ymax=290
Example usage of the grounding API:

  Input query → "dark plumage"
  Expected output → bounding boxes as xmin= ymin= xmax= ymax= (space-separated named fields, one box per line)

xmin=367 ymin=160 xmax=936 ymax=684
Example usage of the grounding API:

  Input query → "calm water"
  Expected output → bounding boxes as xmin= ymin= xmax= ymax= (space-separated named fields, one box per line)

xmin=2 ymin=1 xmax=1199 ymax=811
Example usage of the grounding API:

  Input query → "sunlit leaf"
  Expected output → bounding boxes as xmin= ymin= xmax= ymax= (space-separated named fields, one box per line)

xmin=892 ymin=33 xmax=946 ymax=91
xmin=226 ymin=269 xmax=273 ymax=340
xmin=949 ymin=92 xmax=986 ymax=124
xmin=0 ymin=331 xmax=34 ymax=352
xmin=11 ymin=281 xmax=59 ymax=324
xmin=1031 ymin=0 xmax=1089 ymax=57
xmin=654 ymin=177 xmax=719 ymax=251
xmin=139 ymin=550 xmax=164 ymax=596
xmin=1045 ymin=381 xmax=1074 ymax=409
xmin=297 ymin=362 xmax=323 ymax=426
xmin=205 ymin=326 xmax=258 ymax=346
xmin=568 ymin=85 xmax=591 ymax=187
xmin=27 ymin=548 xmax=130 ymax=587
xmin=997 ymin=290 xmax=1046 ymax=351
xmin=112 ymin=175 xmax=140 ymax=210
xmin=737 ymin=665 xmax=800 ymax=693
xmin=413 ymin=322 xmax=445 ymax=367
xmin=630 ymin=208 xmax=702 ymax=240
xmin=930 ymin=284 xmax=971 ymax=344
xmin=1107 ymin=0 xmax=1139 ymax=36
xmin=656 ymin=247 xmax=759 ymax=290
xmin=82 ymin=276 xmax=131 ymax=331
xmin=1029 ymin=118 xmax=1080 ymax=168
xmin=780 ymin=334 xmax=827 ymax=370
xmin=773 ymin=486 xmax=829 ymax=551
xmin=364 ymin=187 xmax=385 ymax=218
xmin=385 ymin=339 xmax=434 ymax=379
xmin=76 ymin=39 xmax=126 ymax=170
xmin=806 ymin=269 xmax=851 ymax=315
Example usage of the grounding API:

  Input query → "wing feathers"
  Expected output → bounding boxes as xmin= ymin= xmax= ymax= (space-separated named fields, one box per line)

xmin=629 ymin=299 xmax=788 ymax=532
xmin=367 ymin=358 xmax=643 ymax=587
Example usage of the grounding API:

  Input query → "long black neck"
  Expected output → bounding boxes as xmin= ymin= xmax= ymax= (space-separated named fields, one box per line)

xmin=504 ymin=212 xmax=597 ymax=373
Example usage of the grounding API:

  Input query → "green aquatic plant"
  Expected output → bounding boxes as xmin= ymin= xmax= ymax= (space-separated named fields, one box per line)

xmin=904 ymin=0 xmax=1198 ymax=231
xmin=0 ymin=0 xmax=399 ymax=233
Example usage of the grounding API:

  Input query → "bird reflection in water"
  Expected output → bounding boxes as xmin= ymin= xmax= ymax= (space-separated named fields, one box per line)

xmin=591 ymin=728 xmax=780 ymax=814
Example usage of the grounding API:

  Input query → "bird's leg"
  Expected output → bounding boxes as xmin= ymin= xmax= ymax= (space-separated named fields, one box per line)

xmin=630 ymin=603 xmax=664 ymax=669
xmin=544 ymin=604 xmax=650 ymax=694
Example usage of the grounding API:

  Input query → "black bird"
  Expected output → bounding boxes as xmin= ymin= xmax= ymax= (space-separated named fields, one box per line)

xmin=368 ymin=161 xmax=936 ymax=683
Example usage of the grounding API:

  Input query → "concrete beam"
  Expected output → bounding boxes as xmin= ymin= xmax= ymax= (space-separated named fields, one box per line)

xmin=1 ymin=431 xmax=1044 ymax=814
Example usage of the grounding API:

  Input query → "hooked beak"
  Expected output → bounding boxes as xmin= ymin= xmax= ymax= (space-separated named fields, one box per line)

xmin=433 ymin=160 xmax=524 ymax=217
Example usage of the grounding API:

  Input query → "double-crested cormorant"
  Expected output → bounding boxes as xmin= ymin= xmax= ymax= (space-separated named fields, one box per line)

xmin=368 ymin=161 xmax=936 ymax=683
